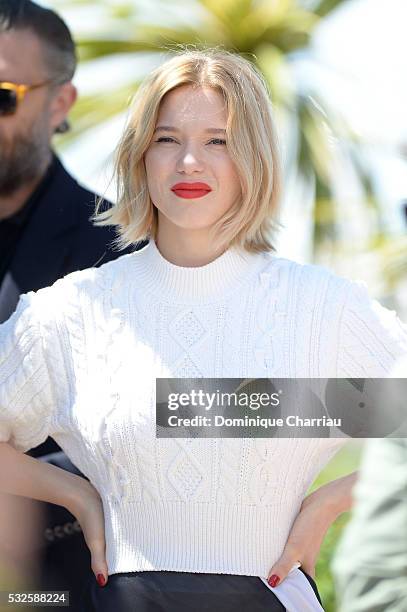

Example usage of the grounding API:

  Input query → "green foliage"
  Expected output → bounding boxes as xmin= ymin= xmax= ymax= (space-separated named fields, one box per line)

xmin=307 ymin=441 xmax=363 ymax=611
xmin=316 ymin=512 xmax=351 ymax=611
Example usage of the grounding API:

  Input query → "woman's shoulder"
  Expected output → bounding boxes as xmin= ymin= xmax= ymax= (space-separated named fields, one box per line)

xmin=65 ymin=251 xmax=135 ymax=289
xmin=266 ymin=253 xmax=354 ymax=297
xmin=38 ymin=251 xmax=135 ymax=299
xmin=15 ymin=252 xmax=135 ymax=328
xmin=268 ymin=255 xmax=407 ymax=372
xmin=264 ymin=253 xmax=403 ymax=324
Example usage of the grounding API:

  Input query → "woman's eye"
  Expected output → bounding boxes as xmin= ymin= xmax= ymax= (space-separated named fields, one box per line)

xmin=155 ymin=137 xmax=175 ymax=143
xmin=155 ymin=137 xmax=226 ymax=145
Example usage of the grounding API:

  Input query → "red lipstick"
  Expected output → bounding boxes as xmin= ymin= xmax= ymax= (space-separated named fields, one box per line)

xmin=171 ymin=182 xmax=212 ymax=199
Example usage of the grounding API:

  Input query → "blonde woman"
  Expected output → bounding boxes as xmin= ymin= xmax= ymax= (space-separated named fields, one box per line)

xmin=1 ymin=49 xmax=406 ymax=612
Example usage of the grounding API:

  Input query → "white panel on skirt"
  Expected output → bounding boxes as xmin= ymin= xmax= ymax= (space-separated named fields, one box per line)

xmin=258 ymin=563 xmax=325 ymax=612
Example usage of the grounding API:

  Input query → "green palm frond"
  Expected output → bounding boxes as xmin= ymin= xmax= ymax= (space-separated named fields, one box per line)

xmin=313 ymin=0 xmax=351 ymax=18
xmin=132 ymin=24 xmax=225 ymax=49
xmin=77 ymin=38 xmax=157 ymax=61
xmin=62 ymin=82 xmax=141 ymax=146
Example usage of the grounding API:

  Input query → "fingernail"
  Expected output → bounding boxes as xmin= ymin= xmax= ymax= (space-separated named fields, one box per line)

xmin=268 ymin=574 xmax=280 ymax=587
xmin=97 ymin=574 xmax=106 ymax=587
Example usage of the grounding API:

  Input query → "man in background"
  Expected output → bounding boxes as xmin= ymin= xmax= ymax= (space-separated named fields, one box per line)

xmin=0 ymin=0 xmax=146 ymax=457
xmin=0 ymin=2 xmax=146 ymax=607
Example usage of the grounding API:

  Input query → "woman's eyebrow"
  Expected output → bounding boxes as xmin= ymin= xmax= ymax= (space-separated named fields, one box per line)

xmin=154 ymin=126 xmax=226 ymax=134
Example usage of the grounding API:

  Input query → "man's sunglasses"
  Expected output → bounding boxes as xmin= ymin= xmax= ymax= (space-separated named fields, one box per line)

xmin=0 ymin=79 xmax=55 ymax=116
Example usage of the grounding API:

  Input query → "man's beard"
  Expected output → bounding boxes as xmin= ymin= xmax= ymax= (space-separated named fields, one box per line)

xmin=0 ymin=120 xmax=51 ymax=196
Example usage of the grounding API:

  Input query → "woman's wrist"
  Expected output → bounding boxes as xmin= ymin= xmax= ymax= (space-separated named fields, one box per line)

xmin=302 ymin=471 xmax=359 ymax=520
xmin=62 ymin=473 xmax=99 ymax=516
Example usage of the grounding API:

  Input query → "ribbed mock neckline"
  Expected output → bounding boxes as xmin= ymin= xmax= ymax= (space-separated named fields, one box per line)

xmin=131 ymin=239 xmax=268 ymax=304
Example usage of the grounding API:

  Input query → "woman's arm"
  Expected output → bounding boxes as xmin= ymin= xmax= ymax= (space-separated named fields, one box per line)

xmin=0 ymin=442 xmax=93 ymax=509
xmin=301 ymin=471 xmax=358 ymax=517
xmin=265 ymin=471 xmax=358 ymax=587
xmin=0 ymin=442 xmax=109 ymax=586
xmin=1 ymin=290 xmax=108 ymax=586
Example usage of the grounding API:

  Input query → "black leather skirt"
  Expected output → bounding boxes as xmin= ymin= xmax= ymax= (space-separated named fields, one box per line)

xmin=80 ymin=567 xmax=322 ymax=611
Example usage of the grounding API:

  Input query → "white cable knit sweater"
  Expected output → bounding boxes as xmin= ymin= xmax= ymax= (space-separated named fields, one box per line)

xmin=1 ymin=239 xmax=407 ymax=579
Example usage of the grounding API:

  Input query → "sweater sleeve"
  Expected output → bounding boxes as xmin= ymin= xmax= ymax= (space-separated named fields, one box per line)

xmin=337 ymin=280 xmax=407 ymax=377
xmin=0 ymin=291 xmax=57 ymax=453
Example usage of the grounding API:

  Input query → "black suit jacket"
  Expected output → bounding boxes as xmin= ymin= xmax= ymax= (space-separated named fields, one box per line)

xmin=6 ymin=154 xmax=145 ymax=296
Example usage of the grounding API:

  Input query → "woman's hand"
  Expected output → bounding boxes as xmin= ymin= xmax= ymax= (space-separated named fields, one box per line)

xmin=266 ymin=471 xmax=358 ymax=587
xmin=65 ymin=480 xmax=109 ymax=587
xmin=0 ymin=443 xmax=109 ymax=586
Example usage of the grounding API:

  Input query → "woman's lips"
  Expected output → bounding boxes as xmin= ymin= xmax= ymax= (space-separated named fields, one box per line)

xmin=172 ymin=189 xmax=211 ymax=199
xmin=171 ymin=182 xmax=212 ymax=199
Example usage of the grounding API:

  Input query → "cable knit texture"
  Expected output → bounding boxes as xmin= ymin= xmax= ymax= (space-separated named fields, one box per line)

xmin=1 ymin=239 xmax=407 ymax=579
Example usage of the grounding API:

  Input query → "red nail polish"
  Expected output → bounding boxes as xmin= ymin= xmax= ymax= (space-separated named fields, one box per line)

xmin=268 ymin=574 xmax=280 ymax=588
xmin=97 ymin=574 xmax=106 ymax=587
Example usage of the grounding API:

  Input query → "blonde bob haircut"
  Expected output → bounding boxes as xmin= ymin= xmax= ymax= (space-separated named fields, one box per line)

xmin=92 ymin=47 xmax=283 ymax=254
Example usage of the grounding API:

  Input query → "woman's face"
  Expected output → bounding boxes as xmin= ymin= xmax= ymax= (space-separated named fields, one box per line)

xmin=144 ymin=84 xmax=241 ymax=234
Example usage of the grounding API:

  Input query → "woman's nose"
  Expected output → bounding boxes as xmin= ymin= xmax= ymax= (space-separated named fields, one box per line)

xmin=175 ymin=144 xmax=205 ymax=173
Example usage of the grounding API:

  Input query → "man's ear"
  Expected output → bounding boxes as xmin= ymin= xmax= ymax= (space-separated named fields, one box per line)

xmin=49 ymin=82 xmax=77 ymax=137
